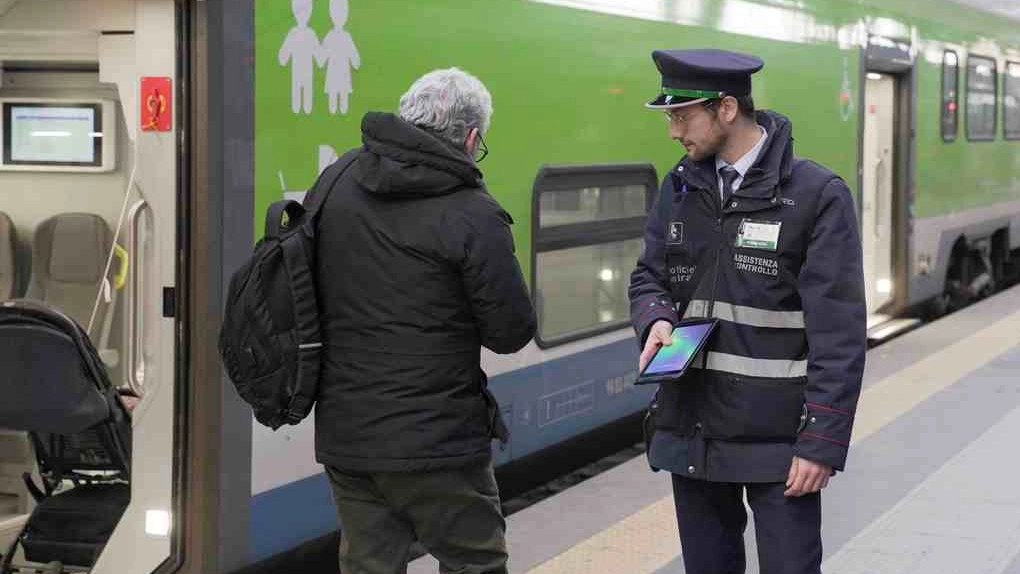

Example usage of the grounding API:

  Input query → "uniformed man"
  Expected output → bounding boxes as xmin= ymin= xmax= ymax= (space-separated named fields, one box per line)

xmin=629 ymin=49 xmax=867 ymax=574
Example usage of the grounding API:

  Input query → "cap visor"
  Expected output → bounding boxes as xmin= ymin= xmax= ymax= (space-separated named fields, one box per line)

xmin=644 ymin=95 xmax=707 ymax=110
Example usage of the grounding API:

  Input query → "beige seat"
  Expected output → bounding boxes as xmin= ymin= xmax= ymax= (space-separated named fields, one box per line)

xmin=0 ymin=429 xmax=35 ymax=519
xmin=0 ymin=214 xmax=35 ymax=538
xmin=0 ymin=512 xmax=30 ymax=562
xmin=0 ymin=212 xmax=16 ymax=300
xmin=26 ymin=214 xmax=117 ymax=356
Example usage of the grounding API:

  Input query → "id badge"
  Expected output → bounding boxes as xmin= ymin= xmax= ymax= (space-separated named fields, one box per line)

xmin=668 ymin=221 xmax=684 ymax=245
xmin=735 ymin=219 xmax=781 ymax=251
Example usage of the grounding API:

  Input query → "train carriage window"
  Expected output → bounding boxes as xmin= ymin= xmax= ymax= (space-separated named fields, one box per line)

xmin=1004 ymin=61 xmax=1020 ymax=140
xmin=532 ymin=164 xmax=657 ymax=347
xmin=942 ymin=51 xmax=959 ymax=142
xmin=966 ymin=54 xmax=997 ymax=141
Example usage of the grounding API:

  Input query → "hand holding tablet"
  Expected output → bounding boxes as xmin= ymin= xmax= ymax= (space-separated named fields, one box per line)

xmin=636 ymin=318 xmax=719 ymax=384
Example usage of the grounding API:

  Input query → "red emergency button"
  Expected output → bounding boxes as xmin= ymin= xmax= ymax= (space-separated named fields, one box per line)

xmin=141 ymin=77 xmax=172 ymax=132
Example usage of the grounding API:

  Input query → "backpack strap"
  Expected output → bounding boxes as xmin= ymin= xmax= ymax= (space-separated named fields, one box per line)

xmin=265 ymin=201 xmax=307 ymax=240
xmin=302 ymin=148 xmax=361 ymax=219
xmin=264 ymin=149 xmax=360 ymax=239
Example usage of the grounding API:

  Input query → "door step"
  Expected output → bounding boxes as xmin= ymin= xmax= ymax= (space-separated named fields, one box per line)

xmin=867 ymin=315 xmax=922 ymax=344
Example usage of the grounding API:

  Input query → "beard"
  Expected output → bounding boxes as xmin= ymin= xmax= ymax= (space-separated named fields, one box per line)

xmin=682 ymin=124 xmax=726 ymax=162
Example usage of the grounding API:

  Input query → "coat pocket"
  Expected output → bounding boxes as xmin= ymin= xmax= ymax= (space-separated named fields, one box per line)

xmin=479 ymin=370 xmax=509 ymax=443
xmin=652 ymin=370 xmax=704 ymax=435
xmin=701 ymin=373 xmax=805 ymax=440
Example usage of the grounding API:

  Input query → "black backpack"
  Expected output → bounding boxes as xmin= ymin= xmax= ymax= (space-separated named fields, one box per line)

xmin=219 ymin=150 xmax=357 ymax=429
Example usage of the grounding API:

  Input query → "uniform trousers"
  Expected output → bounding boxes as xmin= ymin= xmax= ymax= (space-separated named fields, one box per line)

xmin=671 ymin=475 xmax=822 ymax=574
xmin=326 ymin=462 xmax=507 ymax=574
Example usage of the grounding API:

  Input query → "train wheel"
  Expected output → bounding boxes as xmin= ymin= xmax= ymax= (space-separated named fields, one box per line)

xmin=928 ymin=239 xmax=971 ymax=318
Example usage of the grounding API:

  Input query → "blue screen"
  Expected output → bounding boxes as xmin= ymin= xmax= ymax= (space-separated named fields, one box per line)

xmin=643 ymin=322 xmax=714 ymax=375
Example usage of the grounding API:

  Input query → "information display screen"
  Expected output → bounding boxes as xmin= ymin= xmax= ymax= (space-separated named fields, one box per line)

xmin=3 ymin=103 xmax=102 ymax=167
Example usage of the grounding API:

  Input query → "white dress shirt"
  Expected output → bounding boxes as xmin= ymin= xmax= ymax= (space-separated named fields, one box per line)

xmin=716 ymin=125 xmax=768 ymax=202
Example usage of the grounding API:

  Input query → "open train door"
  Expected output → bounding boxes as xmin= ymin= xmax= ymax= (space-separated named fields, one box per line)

xmin=0 ymin=1 xmax=190 ymax=573
xmin=860 ymin=35 xmax=920 ymax=342
xmin=862 ymin=72 xmax=896 ymax=315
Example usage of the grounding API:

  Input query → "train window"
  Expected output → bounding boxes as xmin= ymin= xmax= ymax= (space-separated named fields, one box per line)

xmin=942 ymin=51 xmax=959 ymax=142
xmin=1004 ymin=61 xmax=1020 ymax=140
xmin=532 ymin=164 xmax=657 ymax=347
xmin=966 ymin=54 xmax=997 ymax=141
xmin=539 ymin=185 xmax=648 ymax=227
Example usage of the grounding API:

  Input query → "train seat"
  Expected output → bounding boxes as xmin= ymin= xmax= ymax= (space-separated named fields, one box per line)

xmin=0 ymin=430 xmax=35 ymax=517
xmin=0 ymin=300 xmax=131 ymax=572
xmin=0 ymin=430 xmax=33 ymax=565
xmin=0 ymin=213 xmax=16 ymax=300
xmin=26 ymin=213 xmax=119 ymax=366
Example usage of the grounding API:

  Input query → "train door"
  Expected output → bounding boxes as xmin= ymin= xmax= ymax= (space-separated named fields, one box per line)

xmin=0 ymin=1 xmax=181 ymax=573
xmin=862 ymin=73 xmax=897 ymax=315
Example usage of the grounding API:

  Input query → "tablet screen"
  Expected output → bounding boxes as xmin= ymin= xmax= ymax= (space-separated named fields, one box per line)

xmin=643 ymin=322 xmax=715 ymax=375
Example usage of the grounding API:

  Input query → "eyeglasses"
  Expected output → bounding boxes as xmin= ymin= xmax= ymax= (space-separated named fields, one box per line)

xmin=664 ymin=101 xmax=718 ymax=124
xmin=473 ymin=131 xmax=489 ymax=163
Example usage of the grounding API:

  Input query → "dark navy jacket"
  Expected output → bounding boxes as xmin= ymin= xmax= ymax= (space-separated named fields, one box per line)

xmin=629 ymin=110 xmax=866 ymax=482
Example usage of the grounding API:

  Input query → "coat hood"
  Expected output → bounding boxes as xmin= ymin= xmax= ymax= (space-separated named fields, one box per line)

xmin=353 ymin=112 xmax=483 ymax=198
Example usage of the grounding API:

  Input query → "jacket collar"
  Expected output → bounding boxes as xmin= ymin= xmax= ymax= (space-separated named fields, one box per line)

xmin=675 ymin=110 xmax=794 ymax=200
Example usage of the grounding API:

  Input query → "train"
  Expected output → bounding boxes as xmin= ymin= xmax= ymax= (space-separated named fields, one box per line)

xmin=1 ymin=0 xmax=1019 ymax=573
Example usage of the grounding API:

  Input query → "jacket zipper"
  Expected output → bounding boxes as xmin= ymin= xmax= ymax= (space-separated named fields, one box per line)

xmin=707 ymin=189 xmax=724 ymax=321
xmin=702 ymin=189 xmax=724 ymax=370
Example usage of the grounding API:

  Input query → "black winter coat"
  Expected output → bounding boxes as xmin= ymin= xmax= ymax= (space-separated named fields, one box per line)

xmin=629 ymin=110 xmax=866 ymax=482
xmin=313 ymin=112 xmax=536 ymax=473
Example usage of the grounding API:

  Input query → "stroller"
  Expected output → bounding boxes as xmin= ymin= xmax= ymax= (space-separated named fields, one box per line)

xmin=0 ymin=300 xmax=132 ymax=573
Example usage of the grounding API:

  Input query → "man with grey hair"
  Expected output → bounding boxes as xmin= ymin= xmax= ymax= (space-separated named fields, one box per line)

xmin=312 ymin=67 xmax=535 ymax=574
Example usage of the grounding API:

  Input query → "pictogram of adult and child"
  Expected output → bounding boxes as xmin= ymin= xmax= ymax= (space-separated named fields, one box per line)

xmin=278 ymin=0 xmax=360 ymax=115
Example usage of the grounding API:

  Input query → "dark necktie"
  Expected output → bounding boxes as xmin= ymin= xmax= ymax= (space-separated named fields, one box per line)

xmin=719 ymin=166 xmax=740 ymax=202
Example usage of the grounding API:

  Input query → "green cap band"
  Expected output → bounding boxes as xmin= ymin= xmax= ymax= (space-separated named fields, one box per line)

xmin=661 ymin=87 xmax=724 ymax=99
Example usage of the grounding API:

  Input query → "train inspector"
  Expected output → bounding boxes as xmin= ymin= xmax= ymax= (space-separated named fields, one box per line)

xmin=629 ymin=49 xmax=868 ymax=574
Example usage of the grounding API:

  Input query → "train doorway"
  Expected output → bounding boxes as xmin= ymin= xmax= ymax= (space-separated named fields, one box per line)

xmin=0 ymin=1 xmax=183 ymax=573
xmin=862 ymin=72 xmax=897 ymax=315
xmin=859 ymin=34 xmax=919 ymax=343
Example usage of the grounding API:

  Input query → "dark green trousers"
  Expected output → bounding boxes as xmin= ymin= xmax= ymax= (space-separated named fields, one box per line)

xmin=325 ymin=462 xmax=508 ymax=574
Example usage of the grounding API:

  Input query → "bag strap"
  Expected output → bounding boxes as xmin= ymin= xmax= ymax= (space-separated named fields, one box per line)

xmin=264 ymin=149 xmax=361 ymax=239
xmin=302 ymin=148 xmax=361 ymax=219
xmin=265 ymin=201 xmax=306 ymax=239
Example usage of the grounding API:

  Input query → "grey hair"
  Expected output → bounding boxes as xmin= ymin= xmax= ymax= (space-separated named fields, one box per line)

xmin=398 ymin=67 xmax=493 ymax=148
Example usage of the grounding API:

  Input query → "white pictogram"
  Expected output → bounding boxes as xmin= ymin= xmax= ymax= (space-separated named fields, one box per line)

xmin=278 ymin=0 xmax=320 ymax=114
xmin=840 ymin=56 xmax=855 ymax=122
xmin=318 ymin=0 xmax=361 ymax=115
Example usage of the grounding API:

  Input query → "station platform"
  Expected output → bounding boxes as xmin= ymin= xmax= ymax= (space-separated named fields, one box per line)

xmin=411 ymin=284 xmax=1020 ymax=574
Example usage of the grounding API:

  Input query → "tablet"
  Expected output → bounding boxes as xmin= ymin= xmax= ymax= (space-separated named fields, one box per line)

xmin=635 ymin=318 xmax=719 ymax=385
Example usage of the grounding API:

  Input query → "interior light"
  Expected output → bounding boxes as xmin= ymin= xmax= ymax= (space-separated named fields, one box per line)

xmin=876 ymin=279 xmax=892 ymax=294
xmin=867 ymin=72 xmax=883 ymax=80
xmin=145 ymin=510 xmax=171 ymax=537
xmin=30 ymin=131 xmax=72 ymax=137
xmin=599 ymin=269 xmax=614 ymax=282
xmin=90 ymin=132 xmax=104 ymax=138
